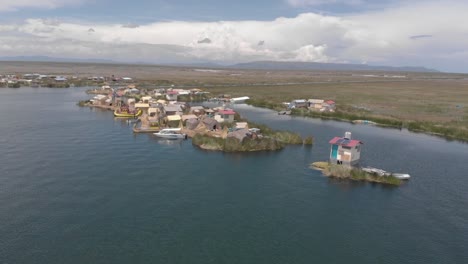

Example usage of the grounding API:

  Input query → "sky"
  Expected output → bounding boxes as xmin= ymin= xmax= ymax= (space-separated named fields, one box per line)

xmin=0 ymin=0 xmax=467 ymax=72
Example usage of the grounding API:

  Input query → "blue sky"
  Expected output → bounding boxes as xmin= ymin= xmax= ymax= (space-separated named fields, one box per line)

xmin=0 ymin=0 xmax=379 ymax=22
xmin=0 ymin=0 xmax=467 ymax=72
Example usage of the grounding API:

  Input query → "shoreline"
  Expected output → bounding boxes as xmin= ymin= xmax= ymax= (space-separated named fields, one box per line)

xmin=245 ymin=100 xmax=468 ymax=143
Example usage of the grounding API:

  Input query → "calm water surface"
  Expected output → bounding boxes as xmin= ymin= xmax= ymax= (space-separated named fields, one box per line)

xmin=0 ymin=87 xmax=467 ymax=263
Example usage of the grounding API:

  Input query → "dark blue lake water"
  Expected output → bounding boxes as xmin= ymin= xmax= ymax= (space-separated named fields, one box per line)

xmin=1 ymin=87 xmax=467 ymax=263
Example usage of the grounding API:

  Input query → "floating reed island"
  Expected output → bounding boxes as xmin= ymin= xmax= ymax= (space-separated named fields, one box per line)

xmin=311 ymin=162 xmax=403 ymax=186
xmin=189 ymin=120 xmax=312 ymax=152
xmin=78 ymin=85 xmax=314 ymax=153
xmin=310 ymin=131 xmax=409 ymax=186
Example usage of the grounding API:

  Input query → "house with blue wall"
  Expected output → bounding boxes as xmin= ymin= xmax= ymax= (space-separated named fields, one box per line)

xmin=329 ymin=132 xmax=363 ymax=166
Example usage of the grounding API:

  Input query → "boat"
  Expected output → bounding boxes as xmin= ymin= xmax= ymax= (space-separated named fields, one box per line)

xmin=353 ymin=120 xmax=377 ymax=125
xmin=392 ymin=173 xmax=411 ymax=180
xmin=361 ymin=167 xmax=410 ymax=180
xmin=113 ymin=109 xmax=142 ymax=118
xmin=153 ymin=128 xmax=187 ymax=139
xmin=278 ymin=110 xmax=291 ymax=115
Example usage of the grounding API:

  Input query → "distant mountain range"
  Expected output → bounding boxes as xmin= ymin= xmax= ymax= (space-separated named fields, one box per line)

xmin=0 ymin=56 xmax=115 ymax=64
xmin=0 ymin=56 xmax=438 ymax=73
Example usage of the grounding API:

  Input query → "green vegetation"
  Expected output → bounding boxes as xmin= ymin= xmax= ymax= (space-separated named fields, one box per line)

xmin=44 ymin=82 xmax=70 ymax=88
xmin=245 ymin=98 xmax=284 ymax=111
xmin=407 ymin=121 xmax=468 ymax=141
xmin=9 ymin=82 xmax=21 ymax=88
xmin=311 ymin=162 xmax=402 ymax=186
xmin=192 ymin=134 xmax=284 ymax=152
xmin=303 ymin=136 xmax=314 ymax=145
xmin=291 ymin=108 xmax=404 ymax=128
xmin=77 ymin=100 xmax=91 ymax=107
xmin=245 ymin=98 xmax=468 ymax=142
xmin=191 ymin=116 xmax=310 ymax=152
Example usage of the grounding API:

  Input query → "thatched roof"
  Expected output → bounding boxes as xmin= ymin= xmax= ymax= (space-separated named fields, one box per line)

xmin=227 ymin=128 xmax=250 ymax=141
xmin=186 ymin=118 xmax=199 ymax=130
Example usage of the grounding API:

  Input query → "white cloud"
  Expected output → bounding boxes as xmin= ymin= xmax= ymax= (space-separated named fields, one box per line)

xmin=0 ymin=0 xmax=84 ymax=12
xmin=0 ymin=1 xmax=467 ymax=71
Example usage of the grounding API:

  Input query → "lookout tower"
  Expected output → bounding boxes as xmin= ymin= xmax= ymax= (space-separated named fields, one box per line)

xmin=329 ymin=132 xmax=363 ymax=166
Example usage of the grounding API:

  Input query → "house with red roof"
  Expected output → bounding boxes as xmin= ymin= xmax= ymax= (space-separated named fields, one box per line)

xmin=166 ymin=90 xmax=178 ymax=101
xmin=329 ymin=132 xmax=363 ymax=166
xmin=215 ymin=109 xmax=236 ymax=123
xmin=323 ymin=100 xmax=336 ymax=111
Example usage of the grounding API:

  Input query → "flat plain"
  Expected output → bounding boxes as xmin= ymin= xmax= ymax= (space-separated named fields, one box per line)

xmin=2 ymin=61 xmax=468 ymax=138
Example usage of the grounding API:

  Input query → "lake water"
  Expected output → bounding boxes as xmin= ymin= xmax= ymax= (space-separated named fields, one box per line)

xmin=1 ymin=87 xmax=467 ymax=263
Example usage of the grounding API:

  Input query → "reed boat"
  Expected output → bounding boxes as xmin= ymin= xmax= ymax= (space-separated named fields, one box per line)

xmin=113 ymin=109 xmax=142 ymax=118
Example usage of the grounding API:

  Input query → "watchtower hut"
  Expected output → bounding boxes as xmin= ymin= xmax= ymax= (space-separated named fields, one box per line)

xmin=329 ymin=132 xmax=363 ymax=166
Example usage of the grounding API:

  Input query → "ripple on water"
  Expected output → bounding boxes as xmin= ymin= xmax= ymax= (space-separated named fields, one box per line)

xmin=0 ymin=88 xmax=467 ymax=263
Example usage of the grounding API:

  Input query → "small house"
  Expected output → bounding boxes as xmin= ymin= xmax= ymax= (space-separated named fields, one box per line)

xmin=289 ymin=99 xmax=308 ymax=109
xmin=329 ymin=132 xmax=363 ymax=166
xmin=166 ymin=115 xmax=182 ymax=128
xmin=324 ymin=100 xmax=336 ymax=110
xmin=135 ymin=103 xmax=150 ymax=115
xmin=163 ymin=105 xmax=183 ymax=116
xmin=202 ymin=118 xmax=221 ymax=131
xmin=166 ymin=91 xmax=178 ymax=101
xmin=215 ymin=109 xmax=236 ymax=123
xmin=308 ymin=99 xmax=324 ymax=109
xmin=227 ymin=128 xmax=250 ymax=142
xmin=190 ymin=106 xmax=205 ymax=116
xmin=185 ymin=118 xmax=200 ymax=130
xmin=141 ymin=96 xmax=152 ymax=103
xmin=235 ymin=122 xmax=249 ymax=130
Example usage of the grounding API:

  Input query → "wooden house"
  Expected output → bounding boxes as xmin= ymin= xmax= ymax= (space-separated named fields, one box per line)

xmin=329 ymin=132 xmax=363 ymax=166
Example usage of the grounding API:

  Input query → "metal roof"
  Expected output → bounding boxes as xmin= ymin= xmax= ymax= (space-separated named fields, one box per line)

xmin=329 ymin=137 xmax=362 ymax=147
xmin=218 ymin=110 xmax=236 ymax=115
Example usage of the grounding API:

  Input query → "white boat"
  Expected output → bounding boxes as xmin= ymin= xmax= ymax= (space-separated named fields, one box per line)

xmin=153 ymin=128 xmax=187 ymax=140
xmin=392 ymin=173 xmax=411 ymax=180
xmin=361 ymin=167 xmax=410 ymax=180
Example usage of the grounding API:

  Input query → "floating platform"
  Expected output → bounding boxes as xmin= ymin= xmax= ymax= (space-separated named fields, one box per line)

xmin=133 ymin=126 xmax=160 ymax=133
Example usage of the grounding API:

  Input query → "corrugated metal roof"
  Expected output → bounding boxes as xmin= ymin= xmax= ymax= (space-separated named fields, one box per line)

xmin=218 ymin=110 xmax=236 ymax=115
xmin=308 ymin=99 xmax=324 ymax=103
xmin=164 ymin=105 xmax=182 ymax=112
xmin=329 ymin=137 xmax=362 ymax=147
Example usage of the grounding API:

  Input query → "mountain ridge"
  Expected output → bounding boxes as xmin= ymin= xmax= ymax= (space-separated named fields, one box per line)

xmin=0 ymin=56 xmax=438 ymax=73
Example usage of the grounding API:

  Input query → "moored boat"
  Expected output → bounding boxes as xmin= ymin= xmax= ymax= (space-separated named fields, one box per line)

xmin=114 ymin=109 xmax=142 ymax=118
xmin=353 ymin=120 xmax=377 ymax=125
xmin=362 ymin=167 xmax=410 ymax=180
xmin=153 ymin=128 xmax=187 ymax=139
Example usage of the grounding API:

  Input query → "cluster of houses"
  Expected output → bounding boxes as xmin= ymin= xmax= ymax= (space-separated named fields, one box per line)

xmin=0 ymin=73 xmax=70 ymax=85
xmin=88 ymin=85 xmax=260 ymax=141
xmin=1 ymin=73 xmax=138 ymax=88
xmin=288 ymin=99 xmax=336 ymax=112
